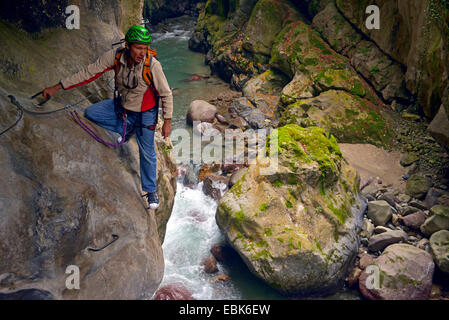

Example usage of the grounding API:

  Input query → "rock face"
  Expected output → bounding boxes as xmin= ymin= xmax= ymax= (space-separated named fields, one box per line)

xmin=0 ymin=0 xmax=177 ymax=299
xmin=192 ymin=0 xmax=449 ymax=150
xmin=334 ymin=0 xmax=449 ymax=121
xmin=359 ymin=244 xmax=435 ymax=300
xmin=216 ymin=124 xmax=366 ymax=295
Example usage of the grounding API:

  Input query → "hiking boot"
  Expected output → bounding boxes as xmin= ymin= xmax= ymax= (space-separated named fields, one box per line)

xmin=143 ymin=191 xmax=159 ymax=210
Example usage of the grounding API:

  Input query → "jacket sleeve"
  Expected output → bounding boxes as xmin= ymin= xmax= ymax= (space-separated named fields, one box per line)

xmin=60 ymin=49 xmax=116 ymax=90
xmin=151 ymin=60 xmax=173 ymax=120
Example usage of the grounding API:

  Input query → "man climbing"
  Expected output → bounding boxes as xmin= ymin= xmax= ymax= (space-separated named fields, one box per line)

xmin=42 ymin=25 xmax=173 ymax=210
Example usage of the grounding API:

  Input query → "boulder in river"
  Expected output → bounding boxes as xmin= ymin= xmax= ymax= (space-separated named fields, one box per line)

xmin=153 ymin=283 xmax=194 ymax=300
xmin=187 ymin=100 xmax=217 ymax=125
xmin=216 ymin=124 xmax=366 ymax=295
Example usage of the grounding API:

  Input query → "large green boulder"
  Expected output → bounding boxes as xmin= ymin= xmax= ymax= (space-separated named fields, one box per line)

xmin=279 ymin=90 xmax=394 ymax=148
xmin=216 ymin=125 xmax=366 ymax=295
xmin=406 ymin=174 xmax=432 ymax=199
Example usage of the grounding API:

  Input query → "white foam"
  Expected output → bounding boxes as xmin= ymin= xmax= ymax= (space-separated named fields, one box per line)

xmin=158 ymin=182 xmax=241 ymax=300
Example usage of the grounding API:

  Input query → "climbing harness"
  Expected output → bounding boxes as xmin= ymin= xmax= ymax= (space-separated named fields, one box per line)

xmin=87 ymin=234 xmax=119 ymax=252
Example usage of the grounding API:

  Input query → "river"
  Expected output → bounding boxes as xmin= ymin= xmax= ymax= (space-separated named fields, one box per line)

xmin=150 ymin=16 xmax=361 ymax=301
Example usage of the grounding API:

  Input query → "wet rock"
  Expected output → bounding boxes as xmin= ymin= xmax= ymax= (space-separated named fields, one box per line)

xmin=215 ymin=113 xmax=229 ymax=125
xmin=202 ymin=175 xmax=229 ymax=200
xmin=368 ymin=230 xmax=408 ymax=252
xmin=397 ymin=194 xmax=411 ymax=204
xmin=187 ymin=100 xmax=217 ymax=125
xmin=400 ymin=153 xmax=419 ymax=167
xmin=400 ymin=205 xmax=420 ymax=216
xmin=424 ymin=188 xmax=444 ymax=209
xmin=193 ymin=122 xmax=221 ymax=136
xmin=345 ymin=267 xmax=362 ymax=287
xmin=153 ymin=284 xmax=194 ymax=300
xmin=222 ymin=162 xmax=246 ymax=175
xmin=359 ymin=254 xmax=375 ymax=270
xmin=391 ymin=214 xmax=401 ymax=227
xmin=429 ymin=230 xmax=449 ymax=274
xmin=416 ymin=238 xmax=431 ymax=252
xmin=379 ymin=192 xmax=398 ymax=208
xmin=403 ymin=211 xmax=427 ymax=230
xmin=406 ymin=174 xmax=432 ymax=200
xmin=210 ymin=244 xmax=233 ymax=263
xmin=183 ymin=166 xmax=198 ymax=187
xmin=430 ymin=284 xmax=442 ymax=299
xmin=229 ymin=167 xmax=248 ymax=188
xmin=361 ymin=218 xmax=375 ymax=238
xmin=201 ymin=256 xmax=219 ymax=274
xmin=367 ymin=201 xmax=393 ymax=226
xmin=198 ymin=163 xmax=221 ymax=182
xmin=212 ymin=274 xmax=230 ymax=283
xmin=359 ymin=244 xmax=434 ymax=300
xmin=409 ymin=200 xmax=428 ymax=210
xmin=420 ymin=205 xmax=449 ymax=236
xmin=374 ymin=226 xmax=391 ymax=234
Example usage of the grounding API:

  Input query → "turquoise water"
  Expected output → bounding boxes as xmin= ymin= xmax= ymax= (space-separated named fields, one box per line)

xmin=150 ymin=18 xmax=229 ymax=129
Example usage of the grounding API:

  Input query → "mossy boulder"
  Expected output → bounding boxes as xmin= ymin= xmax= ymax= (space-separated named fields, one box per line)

xmin=406 ymin=174 xmax=432 ymax=199
xmin=279 ymin=90 xmax=394 ymax=148
xmin=242 ymin=0 xmax=301 ymax=56
xmin=270 ymin=19 xmax=381 ymax=105
xmin=429 ymin=230 xmax=449 ymax=273
xmin=216 ymin=124 xmax=366 ymax=295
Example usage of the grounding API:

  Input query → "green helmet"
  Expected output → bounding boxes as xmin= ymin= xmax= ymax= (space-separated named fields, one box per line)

xmin=125 ymin=25 xmax=152 ymax=45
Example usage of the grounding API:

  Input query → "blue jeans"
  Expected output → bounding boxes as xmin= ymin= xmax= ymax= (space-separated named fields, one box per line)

xmin=84 ymin=99 xmax=158 ymax=193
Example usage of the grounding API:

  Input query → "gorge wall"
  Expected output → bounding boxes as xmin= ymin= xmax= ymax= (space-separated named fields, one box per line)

xmin=0 ymin=0 xmax=177 ymax=299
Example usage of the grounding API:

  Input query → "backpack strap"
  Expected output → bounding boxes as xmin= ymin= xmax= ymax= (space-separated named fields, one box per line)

xmin=142 ymin=48 xmax=158 ymax=88
xmin=113 ymin=48 xmax=125 ymax=90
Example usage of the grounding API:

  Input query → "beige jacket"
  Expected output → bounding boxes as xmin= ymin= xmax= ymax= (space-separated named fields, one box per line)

xmin=60 ymin=48 xmax=173 ymax=119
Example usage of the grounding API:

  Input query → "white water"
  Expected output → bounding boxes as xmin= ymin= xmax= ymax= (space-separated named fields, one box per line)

xmin=159 ymin=180 xmax=242 ymax=300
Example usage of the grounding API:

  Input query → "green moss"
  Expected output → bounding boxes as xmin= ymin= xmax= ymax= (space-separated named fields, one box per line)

xmin=350 ymin=80 xmax=366 ymax=97
xmin=286 ymin=200 xmax=293 ymax=208
xmin=259 ymin=203 xmax=268 ymax=212
xmin=263 ymin=228 xmax=273 ymax=237
xmin=229 ymin=172 xmax=247 ymax=197
xmin=328 ymin=202 xmax=350 ymax=224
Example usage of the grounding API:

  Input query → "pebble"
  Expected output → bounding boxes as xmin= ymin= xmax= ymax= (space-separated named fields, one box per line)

xmin=358 ymin=254 xmax=375 ymax=270
xmin=374 ymin=226 xmax=391 ymax=234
